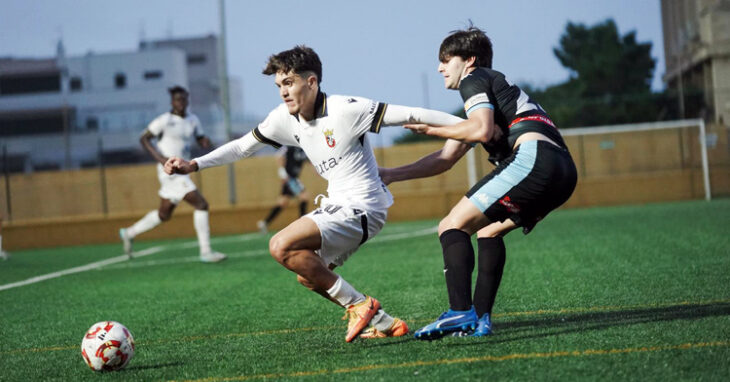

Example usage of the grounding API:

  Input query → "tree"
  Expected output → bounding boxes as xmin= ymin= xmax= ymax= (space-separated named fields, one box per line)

xmin=531 ymin=19 xmax=659 ymax=127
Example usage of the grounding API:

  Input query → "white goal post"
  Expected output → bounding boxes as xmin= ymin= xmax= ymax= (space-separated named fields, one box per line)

xmin=465 ymin=118 xmax=711 ymax=201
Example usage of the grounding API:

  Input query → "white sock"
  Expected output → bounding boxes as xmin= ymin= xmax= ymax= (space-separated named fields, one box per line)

xmin=326 ymin=276 xmax=366 ymax=307
xmin=194 ymin=210 xmax=212 ymax=255
xmin=127 ymin=210 xmax=161 ymax=238
xmin=370 ymin=309 xmax=396 ymax=332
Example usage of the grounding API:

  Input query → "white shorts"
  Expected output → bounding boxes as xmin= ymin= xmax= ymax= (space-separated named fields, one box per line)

xmin=305 ymin=200 xmax=387 ymax=267
xmin=156 ymin=164 xmax=197 ymax=204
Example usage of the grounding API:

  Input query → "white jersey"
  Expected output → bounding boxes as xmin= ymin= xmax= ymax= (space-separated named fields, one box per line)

xmin=147 ymin=112 xmax=204 ymax=160
xmin=254 ymin=93 xmax=392 ymax=210
xmin=193 ymin=92 xmax=465 ymax=211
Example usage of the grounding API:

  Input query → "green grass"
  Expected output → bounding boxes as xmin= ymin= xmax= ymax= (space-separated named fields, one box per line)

xmin=1 ymin=199 xmax=729 ymax=381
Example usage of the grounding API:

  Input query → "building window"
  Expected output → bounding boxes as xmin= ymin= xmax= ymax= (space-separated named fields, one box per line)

xmin=0 ymin=111 xmax=66 ymax=136
xmin=86 ymin=117 xmax=99 ymax=131
xmin=0 ymin=73 xmax=61 ymax=95
xmin=115 ymin=73 xmax=126 ymax=89
xmin=70 ymin=76 xmax=82 ymax=91
xmin=187 ymin=54 xmax=207 ymax=64
xmin=143 ymin=70 xmax=163 ymax=80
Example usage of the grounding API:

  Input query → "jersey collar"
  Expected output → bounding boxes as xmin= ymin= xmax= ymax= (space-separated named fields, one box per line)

xmin=314 ymin=91 xmax=328 ymax=119
xmin=170 ymin=110 xmax=187 ymax=118
xmin=295 ymin=91 xmax=327 ymax=122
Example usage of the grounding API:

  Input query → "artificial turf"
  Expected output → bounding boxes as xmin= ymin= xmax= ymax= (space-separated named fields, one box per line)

xmin=1 ymin=199 xmax=728 ymax=381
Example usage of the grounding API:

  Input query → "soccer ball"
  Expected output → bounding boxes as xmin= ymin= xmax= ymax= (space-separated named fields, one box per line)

xmin=80 ymin=321 xmax=135 ymax=371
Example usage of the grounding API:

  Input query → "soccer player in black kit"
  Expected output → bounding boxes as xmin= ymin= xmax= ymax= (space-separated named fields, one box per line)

xmin=380 ymin=25 xmax=578 ymax=339
xmin=257 ymin=146 xmax=310 ymax=234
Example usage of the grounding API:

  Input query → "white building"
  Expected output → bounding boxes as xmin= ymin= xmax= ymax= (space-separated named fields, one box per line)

xmin=661 ymin=0 xmax=730 ymax=123
xmin=0 ymin=35 xmax=242 ymax=172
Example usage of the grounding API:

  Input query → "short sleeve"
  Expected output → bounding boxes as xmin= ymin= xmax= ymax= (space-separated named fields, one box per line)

xmin=348 ymin=96 xmax=388 ymax=136
xmin=146 ymin=114 xmax=166 ymax=136
xmin=459 ymin=73 xmax=494 ymax=117
xmin=252 ymin=106 xmax=299 ymax=149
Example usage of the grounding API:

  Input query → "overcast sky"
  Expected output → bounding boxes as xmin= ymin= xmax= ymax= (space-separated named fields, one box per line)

xmin=1 ymin=0 xmax=665 ymax=142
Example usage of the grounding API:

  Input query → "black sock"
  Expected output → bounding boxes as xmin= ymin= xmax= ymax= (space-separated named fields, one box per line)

xmin=299 ymin=201 xmax=307 ymax=217
xmin=264 ymin=206 xmax=282 ymax=224
xmin=473 ymin=237 xmax=506 ymax=317
xmin=439 ymin=229 xmax=474 ymax=311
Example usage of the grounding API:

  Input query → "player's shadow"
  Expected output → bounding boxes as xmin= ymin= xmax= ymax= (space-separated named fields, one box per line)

xmin=123 ymin=361 xmax=184 ymax=371
xmin=451 ymin=301 xmax=730 ymax=347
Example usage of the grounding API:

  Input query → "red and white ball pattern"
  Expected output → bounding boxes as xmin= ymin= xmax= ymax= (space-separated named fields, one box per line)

xmin=80 ymin=321 xmax=135 ymax=371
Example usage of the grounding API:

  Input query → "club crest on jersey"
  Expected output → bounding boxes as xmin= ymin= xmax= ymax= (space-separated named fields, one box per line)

xmin=323 ymin=129 xmax=336 ymax=148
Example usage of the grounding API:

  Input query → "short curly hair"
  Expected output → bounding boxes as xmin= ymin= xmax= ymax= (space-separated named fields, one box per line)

xmin=167 ymin=85 xmax=188 ymax=96
xmin=262 ymin=45 xmax=322 ymax=84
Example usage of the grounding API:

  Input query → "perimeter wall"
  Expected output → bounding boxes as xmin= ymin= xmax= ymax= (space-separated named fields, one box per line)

xmin=2 ymin=123 xmax=728 ymax=249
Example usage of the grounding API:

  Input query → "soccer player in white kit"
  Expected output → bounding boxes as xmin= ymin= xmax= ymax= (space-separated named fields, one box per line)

xmin=165 ymin=46 xmax=462 ymax=341
xmin=119 ymin=86 xmax=226 ymax=263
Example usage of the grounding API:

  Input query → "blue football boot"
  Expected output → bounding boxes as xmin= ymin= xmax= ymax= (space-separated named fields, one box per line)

xmin=414 ymin=307 xmax=477 ymax=340
xmin=470 ymin=313 xmax=493 ymax=337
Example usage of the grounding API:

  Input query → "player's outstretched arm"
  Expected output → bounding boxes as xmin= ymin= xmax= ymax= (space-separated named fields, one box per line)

xmin=379 ymin=139 xmax=470 ymax=185
xmin=188 ymin=132 xmax=267 ymax=172
xmin=381 ymin=104 xmax=464 ymax=128
xmin=404 ymin=107 xmax=499 ymax=144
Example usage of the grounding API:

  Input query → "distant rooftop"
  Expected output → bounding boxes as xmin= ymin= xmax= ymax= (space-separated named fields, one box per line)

xmin=139 ymin=34 xmax=217 ymax=49
xmin=0 ymin=58 xmax=58 ymax=76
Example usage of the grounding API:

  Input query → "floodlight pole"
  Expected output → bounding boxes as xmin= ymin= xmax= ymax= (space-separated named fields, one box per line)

xmin=218 ymin=0 xmax=236 ymax=205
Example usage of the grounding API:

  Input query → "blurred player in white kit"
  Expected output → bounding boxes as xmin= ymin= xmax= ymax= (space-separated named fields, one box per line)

xmin=119 ymin=86 xmax=226 ymax=263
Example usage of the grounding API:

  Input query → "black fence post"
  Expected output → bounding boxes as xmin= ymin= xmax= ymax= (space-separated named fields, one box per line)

xmin=2 ymin=144 xmax=11 ymax=222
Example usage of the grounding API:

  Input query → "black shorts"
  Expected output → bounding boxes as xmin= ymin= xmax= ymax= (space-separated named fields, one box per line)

xmin=282 ymin=178 xmax=304 ymax=197
xmin=465 ymin=140 xmax=577 ymax=234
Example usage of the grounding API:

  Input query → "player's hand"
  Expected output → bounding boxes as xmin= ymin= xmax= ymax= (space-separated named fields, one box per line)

xmin=404 ymin=123 xmax=433 ymax=135
xmin=164 ymin=157 xmax=197 ymax=175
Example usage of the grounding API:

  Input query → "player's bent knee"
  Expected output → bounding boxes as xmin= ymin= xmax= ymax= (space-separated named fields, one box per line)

xmin=268 ymin=235 xmax=295 ymax=265
xmin=268 ymin=236 xmax=285 ymax=262
xmin=438 ymin=216 xmax=461 ymax=235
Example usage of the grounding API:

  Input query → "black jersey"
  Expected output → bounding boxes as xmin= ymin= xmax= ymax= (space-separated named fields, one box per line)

xmin=283 ymin=146 xmax=307 ymax=178
xmin=459 ymin=68 xmax=566 ymax=163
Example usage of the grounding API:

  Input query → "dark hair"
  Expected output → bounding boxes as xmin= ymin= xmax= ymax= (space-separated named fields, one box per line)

xmin=262 ymin=45 xmax=322 ymax=84
xmin=168 ymin=85 xmax=188 ymax=96
xmin=439 ymin=24 xmax=493 ymax=68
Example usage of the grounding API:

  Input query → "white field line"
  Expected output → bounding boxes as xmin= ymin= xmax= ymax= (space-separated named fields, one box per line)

xmin=0 ymin=245 xmax=171 ymax=292
xmin=369 ymin=226 xmax=437 ymax=243
xmin=99 ymin=226 xmax=439 ymax=271
xmin=99 ymin=249 xmax=270 ymax=270
xmin=0 ymin=226 xmax=438 ymax=292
